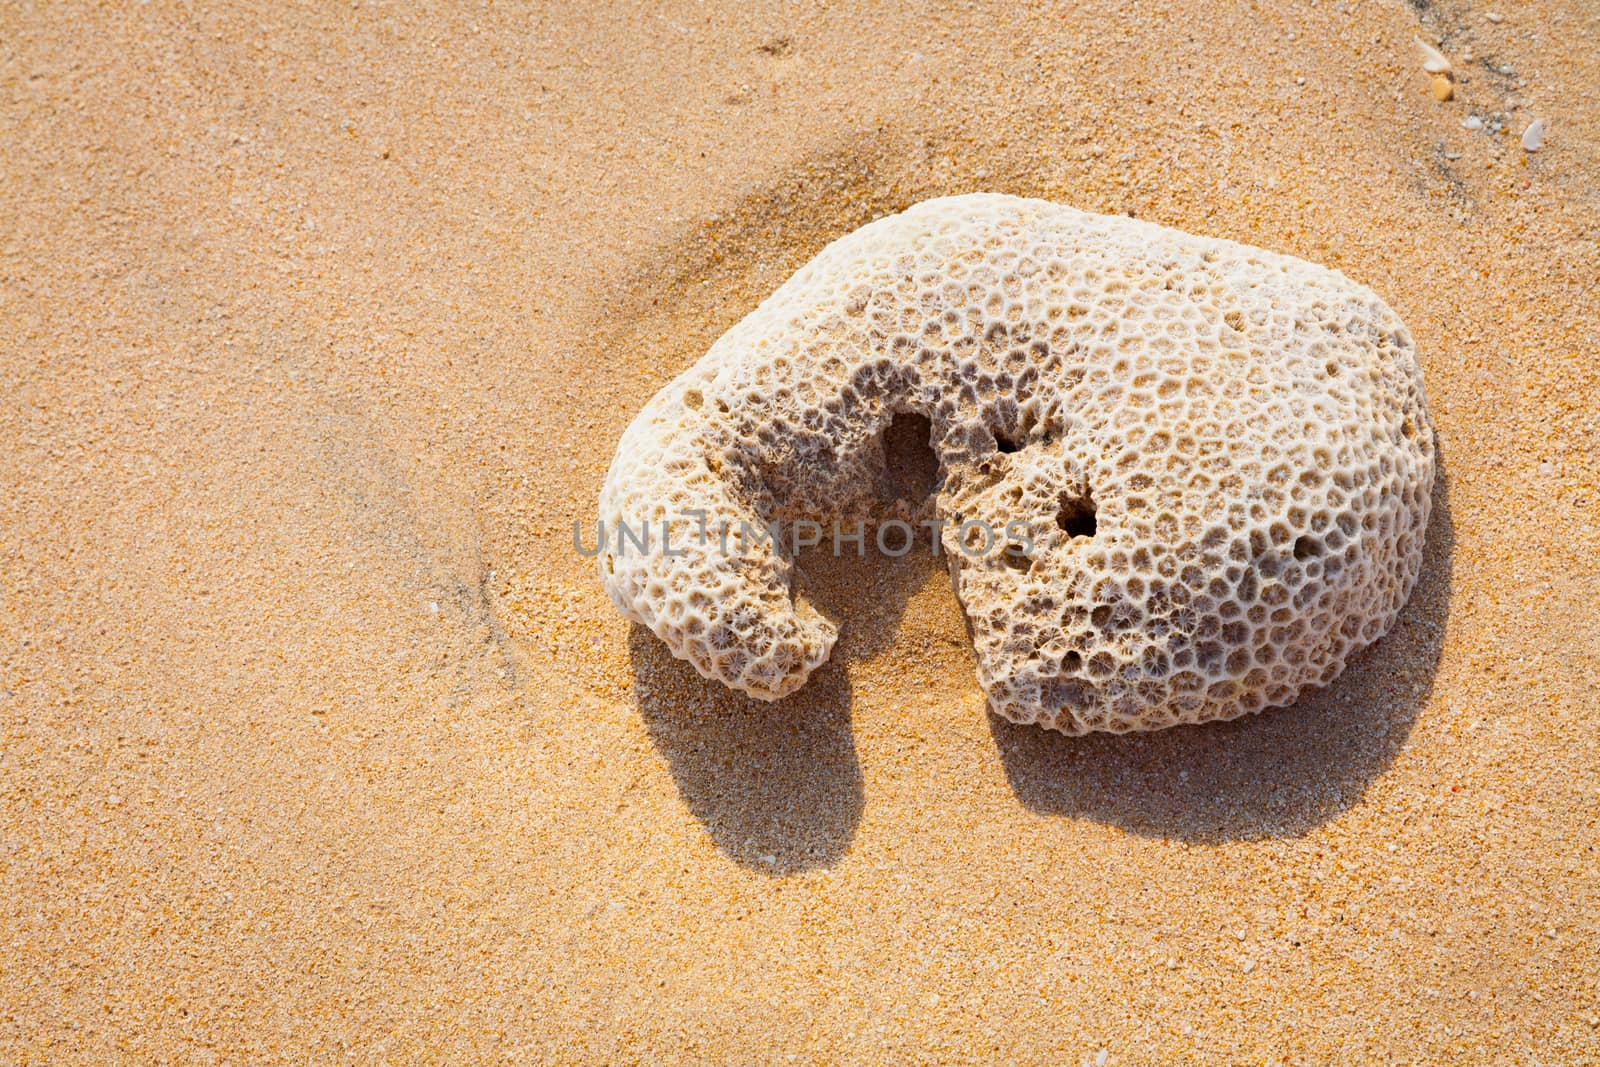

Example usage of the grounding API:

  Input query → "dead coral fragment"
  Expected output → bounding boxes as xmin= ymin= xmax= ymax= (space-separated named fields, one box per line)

xmin=597 ymin=195 xmax=1435 ymax=734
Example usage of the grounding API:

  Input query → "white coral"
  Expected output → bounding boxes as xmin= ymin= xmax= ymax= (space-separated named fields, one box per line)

xmin=597 ymin=194 xmax=1435 ymax=734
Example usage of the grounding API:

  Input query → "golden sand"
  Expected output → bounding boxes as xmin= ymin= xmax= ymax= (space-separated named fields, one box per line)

xmin=3 ymin=2 xmax=1597 ymax=1062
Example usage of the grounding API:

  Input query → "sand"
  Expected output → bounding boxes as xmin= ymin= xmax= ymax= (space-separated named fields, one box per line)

xmin=2 ymin=1 xmax=1597 ymax=1062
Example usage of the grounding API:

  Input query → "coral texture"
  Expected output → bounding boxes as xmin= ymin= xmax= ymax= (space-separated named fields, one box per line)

xmin=598 ymin=194 xmax=1434 ymax=734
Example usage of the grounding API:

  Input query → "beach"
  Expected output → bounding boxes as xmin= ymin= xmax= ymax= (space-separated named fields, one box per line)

xmin=3 ymin=1 xmax=1598 ymax=1061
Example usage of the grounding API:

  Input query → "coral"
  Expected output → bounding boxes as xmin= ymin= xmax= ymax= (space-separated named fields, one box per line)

xmin=597 ymin=194 xmax=1434 ymax=734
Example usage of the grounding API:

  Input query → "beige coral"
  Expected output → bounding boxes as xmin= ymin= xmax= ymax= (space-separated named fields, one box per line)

xmin=597 ymin=194 xmax=1434 ymax=734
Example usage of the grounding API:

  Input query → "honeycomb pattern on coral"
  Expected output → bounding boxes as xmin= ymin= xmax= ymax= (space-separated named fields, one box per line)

xmin=597 ymin=194 xmax=1435 ymax=734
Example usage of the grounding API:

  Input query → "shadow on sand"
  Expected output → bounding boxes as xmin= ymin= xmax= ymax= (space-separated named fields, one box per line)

xmin=631 ymin=456 xmax=1453 ymax=866
xmin=629 ymin=548 xmax=944 ymax=874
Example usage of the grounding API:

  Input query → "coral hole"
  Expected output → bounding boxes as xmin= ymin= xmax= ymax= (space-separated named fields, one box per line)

xmin=882 ymin=412 xmax=938 ymax=503
xmin=1056 ymin=490 xmax=1097 ymax=539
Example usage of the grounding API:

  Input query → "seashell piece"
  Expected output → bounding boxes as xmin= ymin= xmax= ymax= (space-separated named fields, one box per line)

xmin=1415 ymin=36 xmax=1452 ymax=76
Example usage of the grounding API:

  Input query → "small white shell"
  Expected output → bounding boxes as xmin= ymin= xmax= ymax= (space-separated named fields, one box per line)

xmin=1415 ymin=35 xmax=1452 ymax=75
xmin=1521 ymin=119 xmax=1547 ymax=151
xmin=1462 ymin=115 xmax=1484 ymax=130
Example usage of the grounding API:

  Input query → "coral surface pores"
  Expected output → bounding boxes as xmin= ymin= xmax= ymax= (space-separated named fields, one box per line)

xmin=598 ymin=194 xmax=1434 ymax=734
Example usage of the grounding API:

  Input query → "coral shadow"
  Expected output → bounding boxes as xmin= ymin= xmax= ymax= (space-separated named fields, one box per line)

xmin=989 ymin=459 xmax=1455 ymax=843
xmin=630 ymin=545 xmax=942 ymax=874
